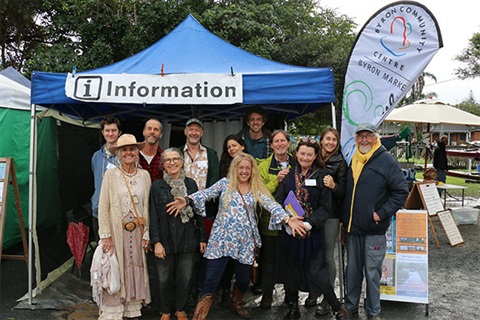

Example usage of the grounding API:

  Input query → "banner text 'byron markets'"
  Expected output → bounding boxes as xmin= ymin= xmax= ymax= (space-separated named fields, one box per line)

xmin=65 ymin=73 xmax=243 ymax=104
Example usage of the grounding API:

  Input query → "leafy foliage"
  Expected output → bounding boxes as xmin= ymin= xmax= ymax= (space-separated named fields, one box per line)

xmin=455 ymin=32 xmax=480 ymax=79
xmin=1 ymin=0 xmax=357 ymax=133
xmin=455 ymin=91 xmax=480 ymax=116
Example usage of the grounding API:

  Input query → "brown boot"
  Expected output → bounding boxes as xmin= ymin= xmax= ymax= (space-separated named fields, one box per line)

xmin=192 ymin=294 xmax=214 ymax=320
xmin=230 ymin=286 xmax=251 ymax=319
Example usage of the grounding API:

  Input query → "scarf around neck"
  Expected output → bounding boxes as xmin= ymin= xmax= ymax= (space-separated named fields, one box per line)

xmin=351 ymin=139 xmax=382 ymax=183
xmin=163 ymin=170 xmax=194 ymax=223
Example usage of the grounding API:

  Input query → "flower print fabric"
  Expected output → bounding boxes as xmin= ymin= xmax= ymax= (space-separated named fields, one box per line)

xmin=189 ymin=178 xmax=288 ymax=265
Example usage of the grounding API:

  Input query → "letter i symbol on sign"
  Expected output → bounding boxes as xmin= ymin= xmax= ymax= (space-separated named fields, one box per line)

xmin=83 ymin=80 xmax=92 ymax=97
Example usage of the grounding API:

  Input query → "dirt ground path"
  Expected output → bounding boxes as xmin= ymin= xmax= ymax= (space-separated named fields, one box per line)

xmin=3 ymin=206 xmax=479 ymax=320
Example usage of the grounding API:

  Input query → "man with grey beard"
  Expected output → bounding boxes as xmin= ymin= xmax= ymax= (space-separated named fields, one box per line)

xmin=341 ymin=123 xmax=408 ymax=320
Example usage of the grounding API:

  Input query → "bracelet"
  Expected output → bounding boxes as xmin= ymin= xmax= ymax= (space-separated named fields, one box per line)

xmin=184 ymin=196 xmax=193 ymax=207
xmin=284 ymin=215 xmax=291 ymax=225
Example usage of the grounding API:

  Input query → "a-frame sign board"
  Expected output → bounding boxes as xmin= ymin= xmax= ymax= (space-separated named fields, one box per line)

xmin=405 ymin=181 xmax=463 ymax=247
xmin=0 ymin=158 xmax=28 ymax=263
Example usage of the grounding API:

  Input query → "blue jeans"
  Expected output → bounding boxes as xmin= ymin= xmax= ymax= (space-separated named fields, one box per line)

xmin=345 ymin=234 xmax=386 ymax=317
xmin=155 ymin=251 xmax=197 ymax=314
xmin=200 ymin=257 xmax=251 ymax=296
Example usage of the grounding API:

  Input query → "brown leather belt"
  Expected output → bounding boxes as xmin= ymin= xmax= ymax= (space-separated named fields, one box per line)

xmin=123 ymin=221 xmax=137 ymax=232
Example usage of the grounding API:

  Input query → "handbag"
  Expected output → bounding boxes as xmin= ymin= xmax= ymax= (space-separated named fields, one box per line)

xmin=120 ymin=169 xmax=152 ymax=253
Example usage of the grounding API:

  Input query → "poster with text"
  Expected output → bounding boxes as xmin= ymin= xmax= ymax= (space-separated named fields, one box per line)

xmin=381 ymin=209 xmax=428 ymax=304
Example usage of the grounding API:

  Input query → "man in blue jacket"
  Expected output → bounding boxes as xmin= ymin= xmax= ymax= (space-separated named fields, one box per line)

xmin=342 ymin=123 xmax=408 ymax=320
xmin=91 ymin=117 xmax=121 ymax=240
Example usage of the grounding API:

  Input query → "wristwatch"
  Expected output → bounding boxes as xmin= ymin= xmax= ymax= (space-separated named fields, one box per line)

xmin=283 ymin=215 xmax=291 ymax=225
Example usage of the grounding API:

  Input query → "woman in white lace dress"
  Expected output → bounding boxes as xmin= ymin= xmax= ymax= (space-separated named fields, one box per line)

xmin=98 ymin=134 xmax=152 ymax=320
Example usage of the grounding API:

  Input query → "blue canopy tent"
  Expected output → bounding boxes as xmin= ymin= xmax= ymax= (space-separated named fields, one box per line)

xmin=31 ymin=14 xmax=335 ymax=122
xmin=26 ymin=15 xmax=336 ymax=304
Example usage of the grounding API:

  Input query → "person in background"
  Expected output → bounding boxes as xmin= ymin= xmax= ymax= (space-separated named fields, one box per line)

xmin=180 ymin=118 xmax=220 ymax=305
xmin=218 ymin=134 xmax=247 ymax=307
xmin=275 ymin=137 xmax=347 ymax=320
xmin=139 ymin=118 xmax=164 ymax=182
xmin=219 ymin=134 xmax=247 ymax=178
xmin=166 ymin=153 xmax=307 ymax=320
xmin=305 ymin=127 xmax=347 ymax=318
xmin=342 ymin=123 xmax=409 ymax=320
xmin=237 ymin=106 xmax=272 ymax=161
xmin=98 ymin=134 xmax=151 ymax=320
xmin=257 ymin=129 xmax=294 ymax=309
xmin=138 ymin=118 xmax=164 ymax=311
xmin=433 ymin=135 xmax=448 ymax=184
xmin=149 ymin=148 xmax=206 ymax=320
xmin=91 ymin=117 xmax=122 ymax=241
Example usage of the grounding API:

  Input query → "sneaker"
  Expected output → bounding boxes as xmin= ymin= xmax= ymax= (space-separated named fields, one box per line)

xmin=367 ymin=314 xmax=382 ymax=320
xmin=304 ymin=294 xmax=318 ymax=308
xmin=314 ymin=299 xmax=330 ymax=317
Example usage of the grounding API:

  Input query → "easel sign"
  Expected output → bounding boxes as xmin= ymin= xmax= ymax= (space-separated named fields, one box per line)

xmin=0 ymin=158 xmax=28 ymax=263
xmin=404 ymin=182 xmax=460 ymax=248
xmin=437 ymin=210 xmax=464 ymax=246
xmin=405 ymin=182 xmax=444 ymax=216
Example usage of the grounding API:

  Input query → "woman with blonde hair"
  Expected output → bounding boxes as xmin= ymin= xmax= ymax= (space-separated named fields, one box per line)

xmin=167 ymin=152 xmax=307 ymax=320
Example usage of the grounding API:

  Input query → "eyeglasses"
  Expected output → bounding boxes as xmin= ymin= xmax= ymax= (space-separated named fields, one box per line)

xmin=163 ymin=157 xmax=182 ymax=164
xmin=300 ymin=137 xmax=318 ymax=144
xmin=355 ymin=133 xmax=375 ymax=140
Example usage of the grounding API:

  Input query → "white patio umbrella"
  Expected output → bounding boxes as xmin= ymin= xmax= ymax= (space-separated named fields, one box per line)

xmin=385 ymin=99 xmax=480 ymax=170
xmin=385 ymin=99 xmax=480 ymax=126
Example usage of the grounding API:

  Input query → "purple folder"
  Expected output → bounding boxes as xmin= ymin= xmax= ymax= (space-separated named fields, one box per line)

xmin=284 ymin=190 xmax=305 ymax=217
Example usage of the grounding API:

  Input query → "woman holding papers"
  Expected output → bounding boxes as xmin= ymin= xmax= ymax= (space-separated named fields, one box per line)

xmin=275 ymin=137 xmax=347 ymax=320
xmin=306 ymin=127 xmax=348 ymax=316
xmin=166 ymin=152 xmax=307 ymax=320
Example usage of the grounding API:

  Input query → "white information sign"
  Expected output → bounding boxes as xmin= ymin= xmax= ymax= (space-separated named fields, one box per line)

xmin=65 ymin=73 xmax=243 ymax=104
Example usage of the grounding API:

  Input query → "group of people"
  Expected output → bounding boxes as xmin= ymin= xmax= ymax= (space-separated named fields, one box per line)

xmin=90 ymin=106 xmax=409 ymax=320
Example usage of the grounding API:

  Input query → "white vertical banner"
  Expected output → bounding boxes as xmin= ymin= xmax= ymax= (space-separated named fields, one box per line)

xmin=340 ymin=1 xmax=442 ymax=162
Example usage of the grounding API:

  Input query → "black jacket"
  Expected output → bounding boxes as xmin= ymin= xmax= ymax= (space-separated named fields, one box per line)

xmin=276 ymin=166 xmax=331 ymax=230
xmin=341 ymin=146 xmax=409 ymax=235
xmin=324 ymin=152 xmax=347 ymax=219
xmin=149 ymin=177 xmax=206 ymax=254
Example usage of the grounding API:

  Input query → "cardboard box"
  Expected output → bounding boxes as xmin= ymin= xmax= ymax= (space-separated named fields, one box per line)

xmin=450 ymin=207 xmax=479 ymax=225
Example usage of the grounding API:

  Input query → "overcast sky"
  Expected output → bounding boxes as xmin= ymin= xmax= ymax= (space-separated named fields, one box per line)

xmin=319 ymin=0 xmax=480 ymax=105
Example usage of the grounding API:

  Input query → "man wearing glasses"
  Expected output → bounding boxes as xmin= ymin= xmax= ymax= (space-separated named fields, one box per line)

xmin=342 ymin=123 xmax=408 ymax=320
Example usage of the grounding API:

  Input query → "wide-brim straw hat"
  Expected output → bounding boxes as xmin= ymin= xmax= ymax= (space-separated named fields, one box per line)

xmin=109 ymin=134 xmax=146 ymax=153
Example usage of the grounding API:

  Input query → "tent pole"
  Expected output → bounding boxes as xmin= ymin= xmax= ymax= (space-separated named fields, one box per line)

xmin=331 ymin=103 xmax=337 ymax=129
xmin=28 ymin=104 xmax=37 ymax=305
xmin=424 ymin=123 xmax=430 ymax=171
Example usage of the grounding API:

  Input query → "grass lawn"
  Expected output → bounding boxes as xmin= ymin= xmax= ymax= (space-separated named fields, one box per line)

xmin=411 ymin=166 xmax=480 ymax=198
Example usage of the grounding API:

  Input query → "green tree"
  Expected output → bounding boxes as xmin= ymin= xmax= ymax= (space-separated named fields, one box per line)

xmin=0 ymin=0 xmax=43 ymax=71
xmin=455 ymin=32 xmax=480 ymax=79
xmin=456 ymin=91 xmax=480 ymax=116
xmin=2 ymin=0 xmax=356 ymax=134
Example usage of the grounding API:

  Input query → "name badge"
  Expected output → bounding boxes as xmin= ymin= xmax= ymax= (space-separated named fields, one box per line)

xmin=132 ymin=195 xmax=139 ymax=204
xmin=305 ymin=179 xmax=317 ymax=186
xmin=106 ymin=162 xmax=116 ymax=170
